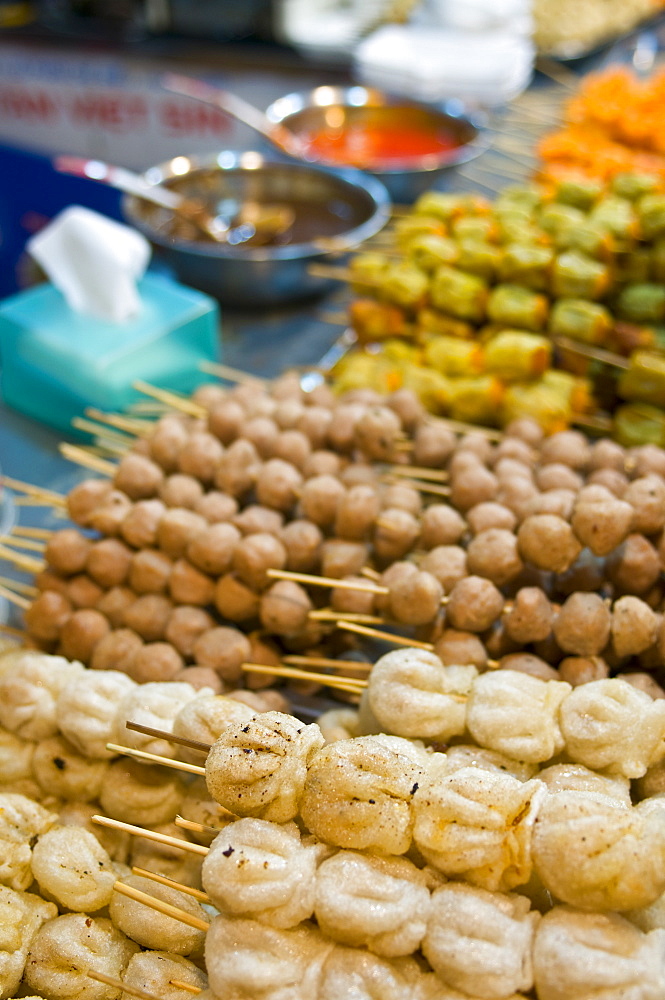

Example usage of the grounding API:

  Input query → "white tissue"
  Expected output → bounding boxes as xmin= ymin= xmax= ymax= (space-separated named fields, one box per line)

xmin=27 ymin=206 xmax=151 ymax=323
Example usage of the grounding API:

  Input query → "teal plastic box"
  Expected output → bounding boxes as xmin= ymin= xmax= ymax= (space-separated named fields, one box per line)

xmin=0 ymin=272 xmax=220 ymax=433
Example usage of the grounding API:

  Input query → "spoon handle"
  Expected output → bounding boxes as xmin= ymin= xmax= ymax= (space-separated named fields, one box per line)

xmin=53 ymin=156 xmax=185 ymax=210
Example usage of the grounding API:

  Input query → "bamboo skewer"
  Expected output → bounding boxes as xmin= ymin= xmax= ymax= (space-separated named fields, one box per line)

xmin=266 ymin=567 xmax=388 ymax=595
xmin=92 ymin=815 xmax=209 ymax=856
xmin=175 ymin=814 xmax=227 ymax=836
xmin=336 ymin=620 xmax=435 ymax=651
xmin=85 ymin=407 xmax=154 ymax=436
xmin=0 ymin=575 xmax=37 ymax=596
xmin=1 ymin=476 xmax=66 ymax=505
xmin=0 ymin=583 xmax=30 ymax=609
xmin=106 ymin=742 xmax=206 ymax=776
xmin=553 ymin=335 xmax=631 ymax=370
xmin=169 ymin=980 xmax=202 ymax=995
xmin=283 ymin=654 xmax=372 ymax=672
xmin=0 ymin=535 xmax=45 ymax=552
xmin=382 ymin=475 xmax=451 ymax=497
xmin=0 ymin=623 xmax=25 ymax=637
xmin=427 ymin=415 xmax=503 ymax=440
xmin=133 ymin=380 xmax=206 ymax=419
xmin=71 ymin=416 xmax=137 ymax=446
xmin=0 ymin=544 xmax=44 ymax=573
xmin=387 ymin=465 xmax=448 ymax=482
xmin=10 ymin=525 xmax=54 ymax=539
xmin=83 ymin=968 xmax=163 ymax=1000
xmin=198 ymin=360 xmax=268 ymax=387
xmin=241 ymin=662 xmax=366 ymax=693
xmin=131 ymin=866 xmax=211 ymax=904
xmin=113 ymin=880 xmax=210 ymax=932
xmin=125 ymin=720 xmax=211 ymax=754
xmin=59 ymin=443 xmax=118 ymax=476
xmin=309 ymin=609 xmax=386 ymax=624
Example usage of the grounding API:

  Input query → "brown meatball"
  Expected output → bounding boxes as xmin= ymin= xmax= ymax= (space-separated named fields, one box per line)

xmin=148 ymin=414 xmax=191 ymax=472
xmin=123 ymin=593 xmax=173 ymax=642
xmin=539 ymin=430 xmax=591 ymax=469
xmin=320 ymin=540 xmax=368 ymax=580
xmin=621 ymin=672 xmax=665 ymax=699
xmin=270 ymin=371 xmax=304 ymax=401
xmin=66 ymin=478 xmax=113 ymax=526
xmin=296 ymin=405 xmax=333 ymax=449
xmin=228 ymin=689 xmax=291 ymax=713
xmin=419 ymin=545 xmax=468 ymax=593
xmin=214 ymin=573 xmax=261 ymax=623
xmin=259 ymin=579 xmax=312 ymax=636
xmin=157 ymin=508 xmax=208 ymax=559
xmin=552 ymin=592 xmax=611 ymax=656
xmin=87 ymin=490 xmax=133 ymax=536
xmin=380 ymin=483 xmax=423 ymax=518
xmin=466 ymin=502 xmax=517 ymax=535
xmin=517 ymin=514 xmax=582 ymax=573
xmin=127 ymin=641 xmax=184 ymax=683
xmin=208 ymin=398 xmax=245 ymax=444
xmin=24 ymin=590 xmax=72 ymax=643
xmin=525 ymin=489 xmax=576 ymax=521
xmin=503 ymin=416 xmax=544 ymax=447
xmin=334 ymin=485 xmax=381 ymax=541
xmin=34 ymin=569 xmax=70 ymax=598
xmin=504 ymin=587 xmax=554 ymax=644
xmin=494 ymin=457 xmax=535 ymax=485
xmin=191 ymin=626 xmax=252 ymax=683
xmin=245 ymin=632 xmax=283 ymax=690
xmin=374 ymin=561 xmax=417 ymax=617
xmin=558 ymin=655 xmax=610 ymax=686
xmin=388 ymin=569 xmax=443 ymax=626
xmin=165 ymin=605 xmax=215 ymax=658
xmin=624 ymin=475 xmax=665 ymax=535
xmin=571 ymin=491 xmax=634 ymax=556
xmin=86 ymin=538 xmax=133 ymax=589
xmin=129 ymin=549 xmax=173 ymax=595
xmin=302 ymin=449 xmax=343 ymax=479
xmin=299 ymin=475 xmax=346 ymax=529
xmin=492 ymin=436 xmax=536 ymax=466
xmin=66 ymin=574 xmax=105 ymax=609
xmin=187 ymin=522 xmax=240 ymax=577
xmin=433 ymin=629 xmax=487 ymax=669
xmin=192 ymin=382 xmax=227 ymax=410
xmin=214 ymin=439 xmax=261 ymax=498
xmin=113 ymin=452 xmax=165 ymax=500
xmin=456 ymin=432 xmax=496 ymax=464
xmin=90 ymin=627 xmax=143 ymax=673
xmin=44 ymin=528 xmax=92 ymax=576
xmin=330 ymin=576 xmax=376 ymax=616
xmin=588 ymin=438 xmax=627 ymax=472
xmin=232 ymin=533 xmax=287 ymax=591
xmin=255 ymin=459 xmax=303 ymax=513
xmin=535 ymin=463 xmax=583 ymax=493
xmin=606 ymin=534 xmax=662 ymax=594
xmin=388 ymin=387 xmax=425 ymax=431
xmin=465 ymin=528 xmax=523 ymax=587
xmin=120 ymin=499 xmax=167 ymax=549
xmin=587 ymin=468 xmax=629 ymax=497
xmin=173 ymin=666 xmax=223 ymax=694
xmin=498 ymin=653 xmax=559 ymax=681
xmin=159 ymin=474 xmax=204 ymax=510
xmin=169 ymin=559 xmax=216 ymax=607
xmin=273 ymin=430 xmax=312 ymax=470
xmin=354 ymin=405 xmax=404 ymax=461
xmin=280 ymin=520 xmax=323 ymax=574
xmin=611 ymin=595 xmax=660 ymax=659
xmin=243 ymin=417 xmax=279 ymax=459
xmin=412 ymin=422 xmax=457 ymax=467
xmin=445 ymin=575 xmax=504 ymax=632
xmin=274 ymin=398 xmax=306 ymax=430
xmin=194 ymin=491 xmax=238 ymax=524
xmin=449 ymin=465 xmax=499 ymax=513
xmin=327 ymin=403 xmax=367 ymax=454
xmin=177 ymin=431 xmax=224 ymax=485
xmin=97 ymin=586 xmax=137 ymax=629
xmin=373 ymin=508 xmax=420 ymax=562
xmin=496 ymin=478 xmax=540 ymax=522
xmin=232 ymin=505 xmax=284 ymax=537
xmin=628 ymin=443 xmax=665 ymax=479
xmin=58 ymin=608 xmax=110 ymax=663
xmin=419 ymin=504 xmax=467 ymax=548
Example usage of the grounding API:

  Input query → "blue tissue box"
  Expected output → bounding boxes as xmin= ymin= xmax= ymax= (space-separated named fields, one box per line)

xmin=0 ymin=272 xmax=221 ymax=433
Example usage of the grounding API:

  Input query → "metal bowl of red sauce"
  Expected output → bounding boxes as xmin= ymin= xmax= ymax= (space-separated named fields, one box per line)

xmin=265 ymin=85 xmax=489 ymax=203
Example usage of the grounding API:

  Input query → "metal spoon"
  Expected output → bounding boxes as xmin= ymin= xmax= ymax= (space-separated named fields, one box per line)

xmin=53 ymin=156 xmax=294 ymax=245
xmin=161 ymin=73 xmax=308 ymax=160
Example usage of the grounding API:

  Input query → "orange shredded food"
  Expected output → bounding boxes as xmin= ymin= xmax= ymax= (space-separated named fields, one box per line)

xmin=537 ymin=66 xmax=665 ymax=184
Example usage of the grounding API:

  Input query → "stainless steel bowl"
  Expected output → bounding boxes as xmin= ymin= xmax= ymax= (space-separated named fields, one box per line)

xmin=265 ymin=85 xmax=490 ymax=204
xmin=121 ymin=151 xmax=391 ymax=307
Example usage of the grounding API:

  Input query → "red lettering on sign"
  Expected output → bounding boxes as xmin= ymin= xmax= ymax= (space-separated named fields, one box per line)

xmin=159 ymin=99 xmax=233 ymax=136
xmin=69 ymin=93 xmax=148 ymax=132
xmin=0 ymin=87 xmax=59 ymax=121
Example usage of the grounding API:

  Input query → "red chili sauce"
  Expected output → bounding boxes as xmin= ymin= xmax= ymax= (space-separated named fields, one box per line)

xmin=297 ymin=108 xmax=464 ymax=169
